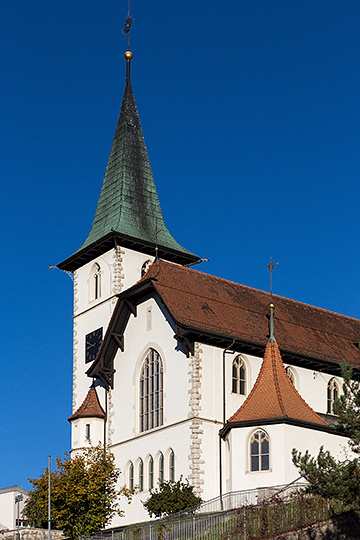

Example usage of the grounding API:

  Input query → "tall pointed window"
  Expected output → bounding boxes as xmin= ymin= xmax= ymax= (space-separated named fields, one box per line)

xmin=89 ymin=263 xmax=101 ymax=301
xmin=139 ymin=459 xmax=144 ymax=492
xmin=250 ymin=430 xmax=270 ymax=472
xmin=149 ymin=456 xmax=154 ymax=490
xmin=128 ymin=461 xmax=134 ymax=490
xmin=327 ymin=378 xmax=339 ymax=414
xmin=169 ymin=449 xmax=175 ymax=482
xmin=232 ymin=356 xmax=246 ymax=395
xmin=159 ymin=452 xmax=164 ymax=483
xmin=140 ymin=349 xmax=163 ymax=432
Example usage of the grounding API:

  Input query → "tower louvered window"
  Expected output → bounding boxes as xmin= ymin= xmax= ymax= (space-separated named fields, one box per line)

xmin=140 ymin=349 xmax=163 ymax=432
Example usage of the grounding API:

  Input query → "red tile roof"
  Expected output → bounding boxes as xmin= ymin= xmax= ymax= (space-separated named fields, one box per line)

xmin=142 ymin=260 xmax=360 ymax=369
xmin=228 ymin=339 xmax=328 ymax=425
xmin=68 ymin=387 xmax=105 ymax=422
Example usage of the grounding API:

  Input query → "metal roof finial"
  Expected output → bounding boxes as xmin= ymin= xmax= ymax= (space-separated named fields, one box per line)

xmin=266 ymin=257 xmax=278 ymax=342
xmin=122 ymin=2 xmax=134 ymax=79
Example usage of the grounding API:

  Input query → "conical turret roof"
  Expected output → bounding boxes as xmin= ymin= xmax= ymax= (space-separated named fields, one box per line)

xmin=228 ymin=339 xmax=328 ymax=427
xmin=59 ymin=59 xmax=198 ymax=271
xmin=68 ymin=386 xmax=105 ymax=422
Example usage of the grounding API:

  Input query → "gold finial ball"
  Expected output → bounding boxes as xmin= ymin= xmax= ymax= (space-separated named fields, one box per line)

xmin=124 ymin=50 xmax=134 ymax=61
xmin=269 ymin=302 xmax=275 ymax=310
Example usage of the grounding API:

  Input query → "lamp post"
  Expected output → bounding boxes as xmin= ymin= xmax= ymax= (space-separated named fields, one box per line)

xmin=14 ymin=494 xmax=23 ymax=540
xmin=48 ymin=456 xmax=51 ymax=540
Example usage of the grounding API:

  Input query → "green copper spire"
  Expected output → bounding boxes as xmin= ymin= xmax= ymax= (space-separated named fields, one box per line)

xmin=59 ymin=50 xmax=198 ymax=271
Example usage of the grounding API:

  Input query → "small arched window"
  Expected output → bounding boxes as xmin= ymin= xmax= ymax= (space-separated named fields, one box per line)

xmin=169 ymin=449 xmax=175 ymax=482
xmin=149 ymin=456 xmax=154 ymax=490
xmin=232 ymin=356 xmax=246 ymax=395
xmin=327 ymin=378 xmax=339 ymax=414
xmin=250 ymin=430 xmax=270 ymax=472
xmin=128 ymin=462 xmax=134 ymax=490
xmin=89 ymin=263 xmax=101 ymax=301
xmin=286 ymin=367 xmax=296 ymax=388
xmin=140 ymin=349 xmax=163 ymax=432
xmin=139 ymin=459 xmax=144 ymax=492
xmin=159 ymin=452 xmax=164 ymax=483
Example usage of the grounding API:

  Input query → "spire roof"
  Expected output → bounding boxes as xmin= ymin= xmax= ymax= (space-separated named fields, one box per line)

xmin=227 ymin=338 xmax=329 ymax=427
xmin=59 ymin=57 xmax=198 ymax=271
xmin=68 ymin=386 xmax=105 ymax=422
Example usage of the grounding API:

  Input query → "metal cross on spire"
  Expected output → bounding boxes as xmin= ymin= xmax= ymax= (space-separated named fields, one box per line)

xmin=266 ymin=257 xmax=279 ymax=301
xmin=122 ymin=1 xmax=134 ymax=52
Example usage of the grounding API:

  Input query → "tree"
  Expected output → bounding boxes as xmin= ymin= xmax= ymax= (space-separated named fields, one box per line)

xmin=143 ymin=476 xmax=202 ymax=518
xmin=24 ymin=444 xmax=131 ymax=540
xmin=292 ymin=361 xmax=360 ymax=507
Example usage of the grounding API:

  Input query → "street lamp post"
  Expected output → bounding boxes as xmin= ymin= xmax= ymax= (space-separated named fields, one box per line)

xmin=14 ymin=494 xmax=23 ymax=540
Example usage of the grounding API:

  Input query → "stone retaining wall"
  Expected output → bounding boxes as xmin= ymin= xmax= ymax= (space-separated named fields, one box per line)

xmin=0 ymin=529 xmax=63 ymax=540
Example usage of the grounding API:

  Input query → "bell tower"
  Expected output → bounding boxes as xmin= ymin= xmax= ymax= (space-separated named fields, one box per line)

xmin=58 ymin=17 xmax=198 ymax=448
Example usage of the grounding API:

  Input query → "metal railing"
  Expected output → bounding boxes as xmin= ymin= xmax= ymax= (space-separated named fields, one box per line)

xmin=84 ymin=486 xmax=347 ymax=540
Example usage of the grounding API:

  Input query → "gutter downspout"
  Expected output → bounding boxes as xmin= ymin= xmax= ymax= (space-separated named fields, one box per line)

xmin=219 ymin=340 xmax=235 ymax=509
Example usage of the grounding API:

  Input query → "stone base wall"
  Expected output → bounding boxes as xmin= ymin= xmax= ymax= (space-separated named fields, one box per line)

xmin=274 ymin=510 xmax=360 ymax=540
xmin=0 ymin=529 xmax=63 ymax=540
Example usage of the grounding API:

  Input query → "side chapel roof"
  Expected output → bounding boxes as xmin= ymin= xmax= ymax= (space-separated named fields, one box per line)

xmin=58 ymin=56 xmax=198 ymax=271
xmin=226 ymin=337 xmax=329 ymax=428
xmin=68 ymin=386 xmax=105 ymax=422
xmin=87 ymin=259 xmax=360 ymax=389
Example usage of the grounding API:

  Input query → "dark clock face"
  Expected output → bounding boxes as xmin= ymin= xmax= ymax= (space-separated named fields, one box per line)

xmin=85 ymin=327 xmax=103 ymax=364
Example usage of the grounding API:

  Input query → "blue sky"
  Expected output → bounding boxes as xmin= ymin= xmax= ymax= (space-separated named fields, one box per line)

xmin=2 ymin=1 xmax=360 ymax=490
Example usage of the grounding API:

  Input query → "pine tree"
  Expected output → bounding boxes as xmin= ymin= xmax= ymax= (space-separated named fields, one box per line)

xmin=292 ymin=361 xmax=360 ymax=507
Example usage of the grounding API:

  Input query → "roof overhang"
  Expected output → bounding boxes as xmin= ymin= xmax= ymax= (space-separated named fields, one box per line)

xmin=58 ymin=231 xmax=199 ymax=272
xmin=219 ymin=416 xmax=345 ymax=439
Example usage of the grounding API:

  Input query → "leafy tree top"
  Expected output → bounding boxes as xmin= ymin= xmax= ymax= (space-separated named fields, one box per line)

xmin=24 ymin=444 xmax=132 ymax=540
xmin=143 ymin=476 xmax=202 ymax=518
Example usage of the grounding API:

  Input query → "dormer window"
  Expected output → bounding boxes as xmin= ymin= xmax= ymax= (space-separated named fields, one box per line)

xmin=89 ymin=263 xmax=101 ymax=301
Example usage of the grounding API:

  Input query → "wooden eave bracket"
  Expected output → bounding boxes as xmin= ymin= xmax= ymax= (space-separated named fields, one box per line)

xmin=174 ymin=326 xmax=194 ymax=357
xmin=111 ymin=333 xmax=125 ymax=351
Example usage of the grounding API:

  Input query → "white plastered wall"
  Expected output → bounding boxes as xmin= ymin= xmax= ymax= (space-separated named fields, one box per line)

xmin=228 ymin=423 xmax=351 ymax=492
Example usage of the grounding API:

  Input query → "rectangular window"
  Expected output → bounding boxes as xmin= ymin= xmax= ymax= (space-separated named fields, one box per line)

xmin=86 ymin=424 xmax=90 ymax=439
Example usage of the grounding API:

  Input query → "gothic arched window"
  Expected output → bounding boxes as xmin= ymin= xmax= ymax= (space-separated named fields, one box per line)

xmin=140 ymin=349 xmax=163 ymax=432
xmin=89 ymin=262 xmax=101 ymax=301
xmin=139 ymin=459 xmax=144 ymax=492
xmin=169 ymin=449 xmax=175 ymax=482
xmin=327 ymin=378 xmax=339 ymax=414
xmin=149 ymin=456 xmax=154 ymax=490
xmin=250 ymin=430 xmax=270 ymax=472
xmin=128 ymin=461 xmax=134 ymax=490
xmin=232 ymin=356 xmax=246 ymax=395
xmin=159 ymin=452 xmax=164 ymax=483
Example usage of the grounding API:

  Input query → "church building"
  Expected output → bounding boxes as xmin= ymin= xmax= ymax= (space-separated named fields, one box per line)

xmin=58 ymin=36 xmax=360 ymax=526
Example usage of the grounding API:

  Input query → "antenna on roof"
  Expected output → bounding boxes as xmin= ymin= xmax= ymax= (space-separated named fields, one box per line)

xmin=266 ymin=257 xmax=278 ymax=342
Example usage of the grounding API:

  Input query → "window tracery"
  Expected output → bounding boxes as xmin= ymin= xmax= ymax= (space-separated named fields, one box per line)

xmin=140 ymin=348 xmax=163 ymax=432
xmin=250 ymin=430 xmax=270 ymax=472
xmin=232 ymin=356 xmax=246 ymax=395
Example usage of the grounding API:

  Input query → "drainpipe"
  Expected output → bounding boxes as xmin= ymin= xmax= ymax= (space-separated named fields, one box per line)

xmin=219 ymin=340 xmax=235 ymax=509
